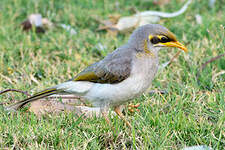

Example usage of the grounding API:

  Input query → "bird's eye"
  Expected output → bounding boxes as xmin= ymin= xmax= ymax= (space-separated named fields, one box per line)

xmin=151 ymin=37 xmax=160 ymax=44
xmin=160 ymin=36 xmax=169 ymax=43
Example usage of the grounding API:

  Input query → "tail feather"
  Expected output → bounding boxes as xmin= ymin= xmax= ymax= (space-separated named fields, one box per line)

xmin=5 ymin=88 xmax=59 ymax=111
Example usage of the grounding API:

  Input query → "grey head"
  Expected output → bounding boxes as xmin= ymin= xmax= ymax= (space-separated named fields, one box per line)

xmin=127 ymin=24 xmax=187 ymax=54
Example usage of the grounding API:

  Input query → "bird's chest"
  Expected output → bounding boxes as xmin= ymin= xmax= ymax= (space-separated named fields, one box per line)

xmin=110 ymin=57 xmax=158 ymax=105
xmin=128 ymin=57 xmax=159 ymax=94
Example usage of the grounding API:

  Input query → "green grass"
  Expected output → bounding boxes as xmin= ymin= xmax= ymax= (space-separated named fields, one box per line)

xmin=0 ymin=0 xmax=224 ymax=149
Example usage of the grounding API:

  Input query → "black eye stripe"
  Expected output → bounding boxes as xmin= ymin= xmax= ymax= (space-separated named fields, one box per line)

xmin=160 ymin=36 xmax=170 ymax=43
xmin=151 ymin=37 xmax=160 ymax=44
xmin=150 ymin=36 xmax=171 ymax=44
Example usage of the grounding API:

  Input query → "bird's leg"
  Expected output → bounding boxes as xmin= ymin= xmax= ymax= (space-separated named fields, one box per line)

xmin=100 ymin=106 xmax=114 ymax=129
xmin=102 ymin=110 xmax=111 ymax=125
xmin=128 ymin=103 xmax=140 ymax=113
xmin=114 ymin=105 xmax=132 ymax=128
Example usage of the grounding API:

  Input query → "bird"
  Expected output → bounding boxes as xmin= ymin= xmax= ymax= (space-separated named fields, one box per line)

xmin=5 ymin=24 xmax=187 ymax=127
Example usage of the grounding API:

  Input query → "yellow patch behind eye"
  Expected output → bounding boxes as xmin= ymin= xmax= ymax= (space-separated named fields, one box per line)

xmin=149 ymin=34 xmax=171 ymax=40
xmin=149 ymin=35 xmax=166 ymax=40
xmin=136 ymin=38 xmax=155 ymax=58
xmin=144 ymin=39 xmax=155 ymax=58
xmin=149 ymin=35 xmax=154 ymax=40
xmin=156 ymin=35 xmax=167 ymax=40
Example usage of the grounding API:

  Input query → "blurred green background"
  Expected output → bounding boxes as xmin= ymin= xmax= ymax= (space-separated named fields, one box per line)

xmin=0 ymin=0 xmax=224 ymax=149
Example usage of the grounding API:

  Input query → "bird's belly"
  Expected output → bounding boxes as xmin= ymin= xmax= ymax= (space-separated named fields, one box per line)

xmin=83 ymin=74 xmax=152 ymax=107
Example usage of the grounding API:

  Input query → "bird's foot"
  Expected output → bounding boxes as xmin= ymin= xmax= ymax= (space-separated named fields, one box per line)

xmin=128 ymin=103 xmax=140 ymax=113
xmin=114 ymin=105 xmax=132 ymax=128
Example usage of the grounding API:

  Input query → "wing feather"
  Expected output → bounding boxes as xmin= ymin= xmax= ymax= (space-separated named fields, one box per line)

xmin=73 ymin=47 xmax=133 ymax=84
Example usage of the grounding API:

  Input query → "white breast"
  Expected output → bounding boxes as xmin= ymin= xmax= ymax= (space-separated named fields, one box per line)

xmin=84 ymin=56 xmax=159 ymax=107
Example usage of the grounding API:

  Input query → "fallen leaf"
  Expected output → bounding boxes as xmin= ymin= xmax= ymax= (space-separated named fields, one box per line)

xmin=21 ymin=14 xmax=45 ymax=33
xmin=96 ymin=0 xmax=192 ymax=33
xmin=42 ymin=18 xmax=54 ymax=29
xmin=95 ymin=16 xmax=119 ymax=36
xmin=115 ymin=15 xmax=160 ymax=32
xmin=108 ymin=14 xmax=121 ymax=24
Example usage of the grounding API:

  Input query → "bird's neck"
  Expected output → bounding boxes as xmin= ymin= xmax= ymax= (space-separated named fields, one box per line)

xmin=129 ymin=54 xmax=159 ymax=95
xmin=132 ymin=51 xmax=159 ymax=76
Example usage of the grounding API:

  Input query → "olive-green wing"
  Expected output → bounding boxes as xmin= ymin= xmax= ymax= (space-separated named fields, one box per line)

xmin=72 ymin=47 xmax=133 ymax=84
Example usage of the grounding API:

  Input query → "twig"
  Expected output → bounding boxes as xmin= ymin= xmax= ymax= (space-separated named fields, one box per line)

xmin=199 ymin=53 xmax=225 ymax=71
xmin=0 ymin=89 xmax=31 ymax=97
xmin=196 ymin=52 xmax=225 ymax=85
xmin=0 ymin=89 xmax=30 ymax=106
xmin=168 ymin=51 xmax=181 ymax=66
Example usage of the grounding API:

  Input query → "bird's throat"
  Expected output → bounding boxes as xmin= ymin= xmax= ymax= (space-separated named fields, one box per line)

xmin=144 ymin=39 xmax=155 ymax=57
xmin=136 ymin=40 xmax=155 ymax=58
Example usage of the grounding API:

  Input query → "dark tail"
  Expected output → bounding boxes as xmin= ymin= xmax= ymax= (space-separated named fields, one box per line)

xmin=5 ymin=88 xmax=59 ymax=111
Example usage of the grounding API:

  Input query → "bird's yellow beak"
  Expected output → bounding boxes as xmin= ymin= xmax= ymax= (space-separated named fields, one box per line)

xmin=161 ymin=41 xmax=188 ymax=52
